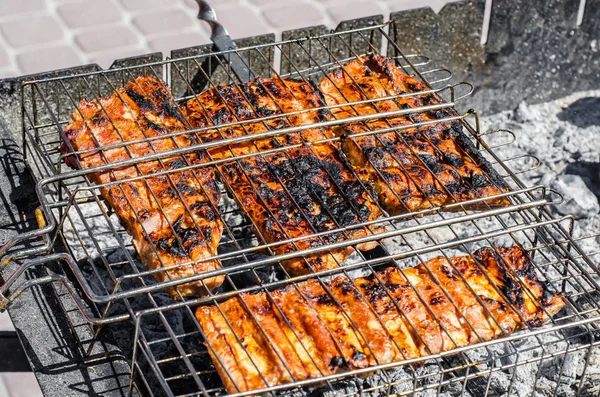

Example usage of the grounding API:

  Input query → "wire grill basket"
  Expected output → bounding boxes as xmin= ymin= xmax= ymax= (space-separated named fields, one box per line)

xmin=1 ymin=21 xmax=599 ymax=397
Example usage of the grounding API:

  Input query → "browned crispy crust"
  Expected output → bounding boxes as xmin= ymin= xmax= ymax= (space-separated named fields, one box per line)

xmin=319 ymin=54 xmax=510 ymax=214
xmin=195 ymin=246 xmax=565 ymax=393
xmin=183 ymin=76 xmax=383 ymax=275
xmin=62 ymin=76 xmax=223 ymax=298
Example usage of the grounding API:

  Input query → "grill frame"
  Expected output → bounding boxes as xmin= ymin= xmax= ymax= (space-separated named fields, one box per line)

xmin=0 ymin=19 xmax=599 ymax=397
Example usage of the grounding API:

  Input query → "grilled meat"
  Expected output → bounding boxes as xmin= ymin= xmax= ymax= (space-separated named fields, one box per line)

xmin=195 ymin=246 xmax=564 ymax=393
xmin=319 ymin=54 xmax=509 ymax=214
xmin=183 ymin=76 xmax=383 ymax=274
xmin=62 ymin=76 xmax=223 ymax=298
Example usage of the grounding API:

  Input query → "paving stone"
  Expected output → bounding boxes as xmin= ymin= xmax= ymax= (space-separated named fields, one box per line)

xmin=249 ymin=0 xmax=287 ymax=5
xmin=133 ymin=9 xmax=195 ymax=36
xmin=0 ymin=15 xmax=64 ymax=48
xmin=0 ymin=312 xmax=14 ymax=331
xmin=262 ymin=2 xmax=325 ymax=30
xmin=119 ymin=0 xmax=170 ymax=12
xmin=0 ymin=0 xmax=46 ymax=17
xmin=327 ymin=1 xmax=386 ymax=25
xmin=384 ymin=0 xmax=448 ymax=13
xmin=184 ymin=0 xmax=239 ymax=8
xmin=0 ymin=46 xmax=10 ymax=70
xmin=149 ymin=31 xmax=211 ymax=55
xmin=17 ymin=45 xmax=82 ymax=75
xmin=182 ymin=0 xmax=201 ymax=9
xmin=57 ymin=0 xmax=122 ymax=30
xmin=0 ymin=69 xmax=17 ymax=79
xmin=75 ymin=25 xmax=140 ymax=53
xmin=2 ymin=373 xmax=43 ymax=397
xmin=0 ymin=375 xmax=9 ymax=397
xmin=211 ymin=5 xmax=271 ymax=39
xmin=88 ymin=48 xmax=148 ymax=69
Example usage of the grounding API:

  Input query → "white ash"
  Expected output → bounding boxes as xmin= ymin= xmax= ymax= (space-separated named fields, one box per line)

xmin=481 ymin=90 xmax=600 ymax=241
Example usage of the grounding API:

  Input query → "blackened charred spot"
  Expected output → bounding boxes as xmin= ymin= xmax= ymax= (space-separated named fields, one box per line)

xmin=204 ymin=208 xmax=216 ymax=222
xmin=316 ymin=293 xmax=334 ymax=306
xmin=255 ymin=106 xmax=277 ymax=118
xmin=422 ymin=94 xmax=439 ymax=106
xmin=433 ymin=109 xmax=452 ymax=119
xmin=430 ymin=296 xmax=445 ymax=305
xmin=176 ymin=180 xmax=196 ymax=194
xmin=145 ymin=118 xmax=167 ymax=133
xmin=496 ymin=260 xmax=525 ymax=309
xmin=169 ymin=158 xmax=186 ymax=169
xmin=156 ymin=237 xmax=188 ymax=258
xmin=91 ymin=113 xmax=106 ymax=126
xmin=172 ymin=215 xmax=184 ymax=234
xmin=162 ymin=187 xmax=176 ymax=198
xmin=405 ymin=80 xmax=422 ymax=93
xmin=444 ymin=183 xmax=463 ymax=196
xmin=334 ymin=280 xmax=358 ymax=296
xmin=318 ymin=109 xmax=330 ymax=122
xmin=212 ymin=108 xmax=232 ymax=125
xmin=480 ymin=296 xmax=507 ymax=313
xmin=188 ymin=238 xmax=206 ymax=252
xmin=418 ymin=154 xmax=446 ymax=174
xmin=363 ymin=146 xmax=386 ymax=162
xmin=157 ymin=238 xmax=170 ymax=251
xmin=129 ymin=184 xmax=140 ymax=197
xmin=443 ymin=153 xmax=464 ymax=168
xmin=331 ymin=68 xmax=343 ymax=79
xmin=329 ymin=356 xmax=346 ymax=369
xmin=351 ymin=352 xmax=367 ymax=362
xmin=441 ymin=264 xmax=458 ymax=281
xmin=138 ymin=209 xmax=151 ymax=221
xmin=190 ymin=201 xmax=207 ymax=212
xmin=527 ymin=318 xmax=544 ymax=328
xmin=235 ymin=103 xmax=253 ymax=119
xmin=179 ymin=227 xmax=199 ymax=243
xmin=126 ymin=89 xmax=154 ymax=110
xmin=471 ymin=173 xmax=492 ymax=189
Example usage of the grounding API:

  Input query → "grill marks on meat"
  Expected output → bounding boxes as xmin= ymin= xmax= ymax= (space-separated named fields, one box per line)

xmin=183 ymin=77 xmax=383 ymax=274
xmin=319 ymin=54 xmax=509 ymax=214
xmin=62 ymin=76 xmax=223 ymax=298
xmin=195 ymin=246 xmax=565 ymax=393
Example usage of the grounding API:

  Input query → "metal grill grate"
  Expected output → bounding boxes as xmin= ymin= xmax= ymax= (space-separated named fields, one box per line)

xmin=1 ymin=22 xmax=599 ymax=397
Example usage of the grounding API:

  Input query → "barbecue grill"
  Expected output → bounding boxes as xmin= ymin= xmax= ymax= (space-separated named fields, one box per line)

xmin=0 ymin=1 xmax=599 ymax=396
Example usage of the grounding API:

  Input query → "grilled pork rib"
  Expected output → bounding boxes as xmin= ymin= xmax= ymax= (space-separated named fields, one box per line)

xmin=183 ymin=77 xmax=383 ymax=275
xmin=319 ymin=54 xmax=509 ymax=214
xmin=196 ymin=246 xmax=564 ymax=393
xmin=62 ymin=76 xmax=223 ymax=298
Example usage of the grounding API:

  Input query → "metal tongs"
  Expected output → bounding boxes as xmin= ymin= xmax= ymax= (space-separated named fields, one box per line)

xmin=190 ymin=0 xmax=256 ymax=91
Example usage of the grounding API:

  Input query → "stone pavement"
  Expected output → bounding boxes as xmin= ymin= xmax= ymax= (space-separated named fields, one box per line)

xmin=0 ymin=0 xmax=457 ymax=78
xmin=0 ymin=311 xmax=42 ymax=397
xmin=0 ymin=0 xmax=457 ymax=395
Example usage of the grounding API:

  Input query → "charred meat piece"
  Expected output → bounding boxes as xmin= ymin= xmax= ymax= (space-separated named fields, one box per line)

xmin=299 ymin=279 xmax=375 ymax=369
xmin=196 ymin=246 xmax=564 ymax=393
xmin=270 ymin=286 xmax=344 ymax=377
xmin=62 ymin=76 xmax=223 ymax=298
xmin=353 ymin=273 xmax=422 ymax=360
xmin=319 ymin=54 xmax=509 ymax=214
xmin=328 ymin=275 xmax=397 ymax=365
xmin=473 ymin=246 xmax=565 ymax=328
xmin=184 ymin=77 xmax=383 ymax=274
xmin=197 ymin=297 xmax=281 ymax=393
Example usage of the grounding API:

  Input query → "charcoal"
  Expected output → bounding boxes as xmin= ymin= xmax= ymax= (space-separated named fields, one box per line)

xmin=549 ymin=174 xmax=599 ymax=219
